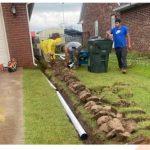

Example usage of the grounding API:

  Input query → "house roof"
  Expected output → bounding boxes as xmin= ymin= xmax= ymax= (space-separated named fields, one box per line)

xmin=113 ymin=3 xmax=144 ymax=12
xmin=64 ymin=28 xmax=82 ymax=36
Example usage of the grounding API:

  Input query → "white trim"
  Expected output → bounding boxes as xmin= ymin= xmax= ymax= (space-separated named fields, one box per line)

xmin=113 ymin=3 xmax=143 ymax=12
xmin=111 ymin=15 xmax=115 ymax=28
xmin=94 ymin=20 xmax=99 ymax=36
xmin=0 ymin=3 xmax=10 ymax=66
xmin=78 ymin=3 xmax=83 ymax=24
xmin=26 ymin=3 xmax=37 ymax=66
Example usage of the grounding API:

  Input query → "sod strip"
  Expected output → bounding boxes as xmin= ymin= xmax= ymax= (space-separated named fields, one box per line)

xmin=23 ymin=69 xmax=81 ymax=144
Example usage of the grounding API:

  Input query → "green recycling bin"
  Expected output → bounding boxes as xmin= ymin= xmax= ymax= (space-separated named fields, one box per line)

xmin=88 ymin=38 xmax=113 ymax=73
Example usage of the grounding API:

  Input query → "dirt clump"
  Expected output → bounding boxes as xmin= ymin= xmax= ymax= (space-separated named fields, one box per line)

xmin=94 ymin=110 xmax=116 ymax=119
xmin=84 ymin=101 xmax=96 ymax=110
xmin=116 ymin=113 xmax=123 ymax=119
xmin=79 ymin=91 xmax=91 ymax=102
xmin=91 ymin=105 xmax=103 ymax=114
xmin=86 ymin=96 xmax=100 ymax=102
xmin=108 ymin=118 xmax=125 ymax=132
xmin=98 ymin=123 xmax=111 ymax=133
xmin=97 ymin=116 xmax=112 ymax=126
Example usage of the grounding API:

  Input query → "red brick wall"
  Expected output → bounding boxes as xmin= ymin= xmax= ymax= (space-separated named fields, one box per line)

xmin=2 ymin=3 xmax=33 ymax=67
xmin=82 ymin=3 xmax=118 ymax=46
xmin=120 ymin=4 xmax=150 ymax=51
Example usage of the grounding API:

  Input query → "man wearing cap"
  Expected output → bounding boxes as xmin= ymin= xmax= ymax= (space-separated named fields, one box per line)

xmin=106 ymin=18 xmax=131 ymax=73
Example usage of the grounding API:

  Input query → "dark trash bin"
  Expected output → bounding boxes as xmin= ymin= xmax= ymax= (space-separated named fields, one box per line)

xmin=88 ymin=38 xmax=113 ymax=73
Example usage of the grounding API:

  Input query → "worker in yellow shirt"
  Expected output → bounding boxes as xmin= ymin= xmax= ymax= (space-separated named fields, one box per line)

xmin=47 ymin=38 xmax=55 ymax=61
xmin=47 ymin=36 xmax=62 ymax=63
xmin=50 ymin=37 xmax=62 ymax=59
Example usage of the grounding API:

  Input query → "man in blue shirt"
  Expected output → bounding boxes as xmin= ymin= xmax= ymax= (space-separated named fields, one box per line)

xmin=106 ymin=18 xmax=131 ymax=73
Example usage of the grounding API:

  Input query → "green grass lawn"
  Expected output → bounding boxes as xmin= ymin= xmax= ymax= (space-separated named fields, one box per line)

xmin=74 ymin=51 xmax=150 ymax=139
xmin=23 ymin=69 xmax=82 ymax=144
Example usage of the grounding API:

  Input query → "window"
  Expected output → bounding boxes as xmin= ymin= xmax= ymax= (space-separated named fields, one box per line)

xmin=94 ymin=20 xmax=99 ymax=36
xmin=111 ymin=15 xmax=116 ymax=28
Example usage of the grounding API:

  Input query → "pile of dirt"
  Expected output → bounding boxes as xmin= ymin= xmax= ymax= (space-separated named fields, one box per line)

xmin=44 ymin=60 xmax=137 ymax=142
xmin=84 ymin=102 xmax=137 ymax=140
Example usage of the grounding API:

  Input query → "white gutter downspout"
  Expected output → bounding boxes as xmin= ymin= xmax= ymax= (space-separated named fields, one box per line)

xmin=26 ymin=3 xmax=37 ymax=66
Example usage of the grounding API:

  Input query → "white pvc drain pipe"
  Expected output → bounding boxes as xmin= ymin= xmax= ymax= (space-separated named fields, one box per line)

xmin=59 ymin=55 xmax=65 ymax=60
xmin=45 ymin=74 xmax=88 ymax=140
xmin=55 ymin=54 xmax=65 ymax=60
xmin=42 ymin=73 xmax=56 ymax=90
xmin=46 ymin=77 xmax=57 ymax=90
xmin=56 ymin=91 xmax=88 ymax=140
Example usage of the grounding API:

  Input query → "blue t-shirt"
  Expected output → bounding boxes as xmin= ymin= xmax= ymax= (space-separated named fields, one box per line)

xmin=111 ymin=26 xmax=128 ymax=48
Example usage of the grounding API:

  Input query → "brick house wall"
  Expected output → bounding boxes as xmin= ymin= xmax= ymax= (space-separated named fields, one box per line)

xmin=81 ymin=3 xmax=118 ymax=46
xmin=2 ymin=3 xmax=33 ymax=67
xmin=120 ymin=4 xmax=150 ymax=51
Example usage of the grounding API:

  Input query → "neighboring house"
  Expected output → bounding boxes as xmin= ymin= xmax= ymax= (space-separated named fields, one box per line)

xmin=64 ymin=28 xmax=82 ymax=43
xmin=79 ymin=3 xmax=119 ymax=46
xmin=0 ymin=3 xmax=34 ymax=67
xmin=80 ymin=3 xmax=150 ymax=52
xmin=114 ymin=3 xmax=150 ymax=51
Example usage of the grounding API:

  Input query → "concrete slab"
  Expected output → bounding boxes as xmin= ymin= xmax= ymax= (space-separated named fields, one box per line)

xmin=0 ymin=68 xmax=23 ymax=144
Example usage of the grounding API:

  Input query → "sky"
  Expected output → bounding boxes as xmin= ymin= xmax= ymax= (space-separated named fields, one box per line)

xmin=29 ymin=3 xmax=82 ymax=32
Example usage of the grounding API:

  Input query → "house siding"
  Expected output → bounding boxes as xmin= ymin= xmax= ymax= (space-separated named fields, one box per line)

xmin=120 ymin=4 xmax=150 ymax=51
xmin=2 ymin=3 xmax=33 ymax=67
xmin=82 ymin=3 xmax=118 ymax=46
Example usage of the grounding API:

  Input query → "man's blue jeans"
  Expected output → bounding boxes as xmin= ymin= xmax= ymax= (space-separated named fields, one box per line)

xmin=115 ymin=47 xmax=127 ymax=69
